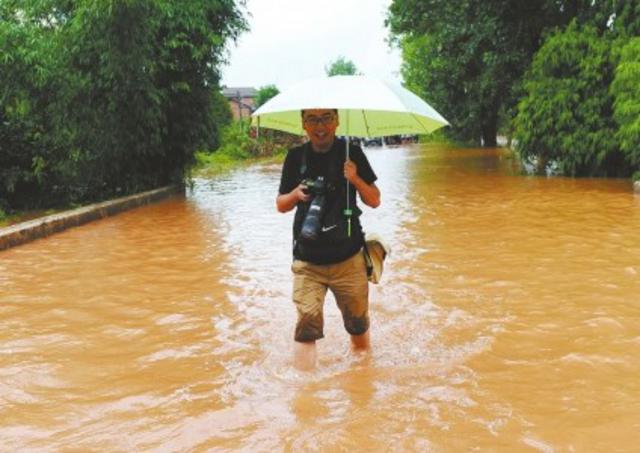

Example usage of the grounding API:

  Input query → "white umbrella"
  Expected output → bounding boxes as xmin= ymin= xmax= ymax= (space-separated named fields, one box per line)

xmin=251 ymin=75 xmax=449 ymax=138
xmin=252 ymin=75 xmax=449 ymax=237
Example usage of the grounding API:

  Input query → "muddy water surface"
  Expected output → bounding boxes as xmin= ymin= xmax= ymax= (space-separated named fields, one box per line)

xmin=1 ymin=145 xmax=639 ymax=451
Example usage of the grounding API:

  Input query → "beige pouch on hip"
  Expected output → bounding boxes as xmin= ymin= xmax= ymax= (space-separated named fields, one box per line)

xmin=363 ymin=234 xmax=390 ymax=284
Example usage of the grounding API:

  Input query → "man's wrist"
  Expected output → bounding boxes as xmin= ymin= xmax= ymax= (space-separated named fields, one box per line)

xmin=350 ymin=175 xmax=366 ymax=190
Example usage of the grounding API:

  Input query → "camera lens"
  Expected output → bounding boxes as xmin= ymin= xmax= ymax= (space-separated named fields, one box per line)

xmin=300 ymin=177 xmax=326 ymax=241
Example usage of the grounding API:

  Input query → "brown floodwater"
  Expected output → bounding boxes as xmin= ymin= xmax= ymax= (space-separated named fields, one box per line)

xmin=1 ymin=145 xmax=639 ymax=451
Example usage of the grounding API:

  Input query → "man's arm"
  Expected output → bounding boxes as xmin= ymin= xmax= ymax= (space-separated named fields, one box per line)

xmin=344 ymin=160 xmax=381 ymax=208
xmin=277 ymin=149 xmax=309 ymax=213
xmin=276 ymin=184 xmax=311 ymax=213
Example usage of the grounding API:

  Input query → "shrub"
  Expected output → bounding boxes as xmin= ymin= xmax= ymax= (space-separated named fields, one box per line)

xmin=0 ymin=0 xmax=246 ymax=211
xmin=611 ymin=37 xmax=640 ymax=170
xmin=514 ymin=22 xmax=627 ymax=176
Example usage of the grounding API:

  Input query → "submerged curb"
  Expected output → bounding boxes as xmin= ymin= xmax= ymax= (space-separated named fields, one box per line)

xmin=0 ymin=185 xmax=183 ymax=252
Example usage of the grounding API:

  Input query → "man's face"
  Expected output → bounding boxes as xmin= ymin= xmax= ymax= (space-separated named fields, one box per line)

xmin=302 ymin=109 xmax=339 ymax=151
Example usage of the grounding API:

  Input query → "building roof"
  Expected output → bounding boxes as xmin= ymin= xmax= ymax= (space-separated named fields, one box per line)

xmin=222 ymin=87 xmax=257 ymax=98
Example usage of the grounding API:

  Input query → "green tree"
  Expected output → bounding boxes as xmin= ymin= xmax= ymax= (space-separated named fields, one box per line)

xmin=325 ymin=56 xmax=360 ymax=76
xmin=0 ymin=2 xmax=66 ymax=209
xmin=60 ymin=0 xmax=246 ymax=196
xmin=254 ymin=84 xmax=280 ymax=108
xmin=611 ymin=37 xmax=640 ymax=171
xmin=0 ymin=0 xmax=246 ymax=211
xmin=210 ymin=89 xmax=233 ymax=148
xmin=567 ymin=0 xmax=640 ymax=36
xmin=387 ymin=0 xmax=639 ymax=174
xmin=514 ymin=23 xmax=626 ymax=176
xmin=512 ymin=0 xmax=640 ymax=177
xmin=387 ymin=0 xmax=572 ymax=146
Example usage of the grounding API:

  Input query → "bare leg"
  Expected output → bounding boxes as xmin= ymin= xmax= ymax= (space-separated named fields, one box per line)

xmin=350 ymin=329 xmax=370 ymax=351
xmin=294 ymin=340 xmax=317 ymax=371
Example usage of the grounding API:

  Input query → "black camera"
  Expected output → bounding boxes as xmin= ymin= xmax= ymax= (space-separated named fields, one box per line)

xmin=300 ymin=176 xmax=327 ymax=241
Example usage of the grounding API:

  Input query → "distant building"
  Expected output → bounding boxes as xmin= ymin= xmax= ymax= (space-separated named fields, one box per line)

xmin=222 ymin=87 xmax=257 ymax=121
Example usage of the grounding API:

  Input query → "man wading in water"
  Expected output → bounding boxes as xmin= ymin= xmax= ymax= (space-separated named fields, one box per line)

xmin=276 ymin=109 xmax=380 ymax=370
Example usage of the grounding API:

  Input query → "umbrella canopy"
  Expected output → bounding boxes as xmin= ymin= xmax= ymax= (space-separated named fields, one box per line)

xmin=251 ymin=75 xmax=449 ymax=137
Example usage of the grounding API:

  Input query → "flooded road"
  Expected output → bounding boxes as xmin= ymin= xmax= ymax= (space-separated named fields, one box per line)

xmin=1 ymin=145 xmax=639 ymax=451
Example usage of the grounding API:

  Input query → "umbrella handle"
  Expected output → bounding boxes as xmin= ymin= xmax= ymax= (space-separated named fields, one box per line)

xmin=343 ymin=208 xmax=352 ymax=237
xmin=345 ymin=115 xmax=351 ymax=237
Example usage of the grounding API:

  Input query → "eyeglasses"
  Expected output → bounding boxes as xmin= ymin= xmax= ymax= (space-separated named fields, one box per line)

xmin=303 ymin=114 xmax=336 ymax=127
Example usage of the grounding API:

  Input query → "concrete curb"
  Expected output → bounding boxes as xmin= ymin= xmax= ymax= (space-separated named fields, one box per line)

xmin=0 ymin=185 xmax=183 ymax=252
xmin=634 ymin=181 xmax=640 ymax=194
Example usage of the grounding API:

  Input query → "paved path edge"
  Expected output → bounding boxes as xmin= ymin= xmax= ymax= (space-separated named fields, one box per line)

xmin=0 ymin=185 xmax=183 ymax=252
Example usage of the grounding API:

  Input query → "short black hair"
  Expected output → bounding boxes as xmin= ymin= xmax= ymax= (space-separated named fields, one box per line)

xmin=301 ymin=109 xmax=338 ymax=117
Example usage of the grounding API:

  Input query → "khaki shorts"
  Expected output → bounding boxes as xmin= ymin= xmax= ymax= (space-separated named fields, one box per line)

xmin=291 ymin=250 xmax=369 ymax=342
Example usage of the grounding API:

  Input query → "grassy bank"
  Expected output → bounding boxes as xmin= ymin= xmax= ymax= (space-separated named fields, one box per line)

xmin=0 ymin=208 xmax=63 ymax=228
xmin=193 ymin=151 xmax=287 ymax=177
xmin=192 ymin=120 xmax=298 ymax=177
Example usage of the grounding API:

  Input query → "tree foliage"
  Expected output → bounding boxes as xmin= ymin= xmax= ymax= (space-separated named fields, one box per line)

xmin=513 ymin=23 xmax=626 ymax=176
xmin=387 ymin=0 xmax=569 ymax=146
xmin=0 ymin=0 xmax=246 ymax=211
xmin=254 ymin=84 xmax=280 ymax=108
xmin=0 ymin=3 xmax=64 ymax=209
xmin=388 ymin=0 xmax=640 ymax=177
xmin=611 ymin=37 xmax=640 ymax=169
xmin=568 ymin=0 xmax=640 ymax=36
xmin=325 ymin=56 xmax=360 ymax=76
xmin=512 ymin=1 xmax=640 ymax=177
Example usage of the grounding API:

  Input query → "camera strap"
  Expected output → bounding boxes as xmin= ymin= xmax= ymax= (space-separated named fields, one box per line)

xmin=299 ymin=142 xmax=309 ymax=178
xmin=299 ymin=141 xmax=344 ymax=188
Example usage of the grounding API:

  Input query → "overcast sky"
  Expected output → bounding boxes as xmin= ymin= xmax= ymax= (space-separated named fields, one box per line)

xmin=221 ymin=0 xmax=402 ymax=90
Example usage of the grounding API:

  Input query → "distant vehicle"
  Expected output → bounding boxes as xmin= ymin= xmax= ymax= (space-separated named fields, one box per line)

xmin=338 ymin=136 xmax=363 ymax=147
xmin=384 ymin=135 xmax=402 ymax=146
xmin=363 ymin=137 xmax=383 ymax=147
xmin=401 ymin=134 xmax=419 ymax=144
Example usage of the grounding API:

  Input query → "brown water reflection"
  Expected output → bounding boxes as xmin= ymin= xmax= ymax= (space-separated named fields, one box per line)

xmin=1 ymin=145 xmax=639 ymax=451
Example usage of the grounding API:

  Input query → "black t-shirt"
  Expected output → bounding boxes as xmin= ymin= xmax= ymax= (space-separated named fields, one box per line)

xmin=279 ymin=138 xmax=377 ymax=264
